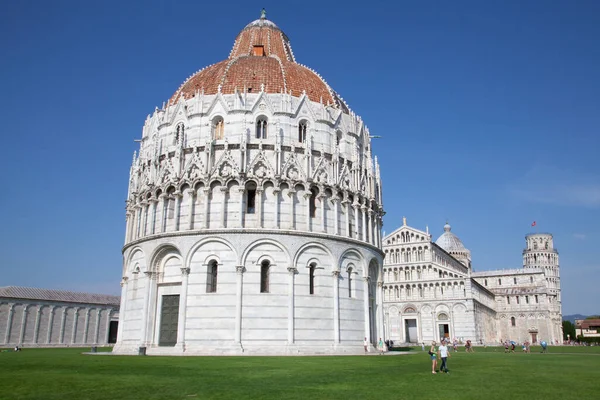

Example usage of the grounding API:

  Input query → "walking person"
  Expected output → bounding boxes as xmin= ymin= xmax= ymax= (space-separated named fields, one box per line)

xmin=378 ymin=338 xmax=385 ymax=355
xmin=438 ymin=340 xmax=450 ymax=373
xmin=429 ymin=341 xmax=438 ymax=374
xmin=364 ymin=337 xmax=369 ymax=354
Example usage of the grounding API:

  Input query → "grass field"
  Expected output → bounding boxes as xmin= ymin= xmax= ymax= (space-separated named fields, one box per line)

xmin=0 ymin=346 xmax=598 ymax=400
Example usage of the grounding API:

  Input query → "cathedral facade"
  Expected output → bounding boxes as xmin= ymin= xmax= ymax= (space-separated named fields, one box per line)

xmin=381 ymin=220 xmax=562 ymax=346
xmin=113 ymin=13 xmax=384 ymax=355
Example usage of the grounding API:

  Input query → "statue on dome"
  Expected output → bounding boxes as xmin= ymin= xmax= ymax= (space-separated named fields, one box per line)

xmin=261 ymin=8 xmax=267 ymax=19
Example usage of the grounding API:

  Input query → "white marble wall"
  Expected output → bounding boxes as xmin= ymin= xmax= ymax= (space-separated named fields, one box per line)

xmin=0 ymin=300 xmax=117 ymax=347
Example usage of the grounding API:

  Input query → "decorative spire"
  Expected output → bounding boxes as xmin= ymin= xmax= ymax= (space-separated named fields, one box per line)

xmin=261 ymin=8 xmax=267 ymax=19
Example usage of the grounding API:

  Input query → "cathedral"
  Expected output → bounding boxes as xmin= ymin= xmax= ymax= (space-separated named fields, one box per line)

xmin=381 ymin=219 xmax=563 ymax=345
xmin=113 ymin=12 xmax=385 ymax=355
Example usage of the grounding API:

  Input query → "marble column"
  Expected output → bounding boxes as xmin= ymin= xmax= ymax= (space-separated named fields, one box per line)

xmin=304 ymin=192 xmax=311 ymax=231
xmin=332 ymin=271 xmax=340 ymax=344
xmin=361 ymin=204 xmax=367 ymax=242
xmin=377 ymin=281 xmax=384 ymax=342
xmin=220 ymin=187 xmax=228 ymax=228
xmin=342 ymin=200 xmax=350 ymax=237
xmin=140 ymin=271 xmax=154 ymax=346
xmin=104 ymin=310 xmax=112 ymax=345
xmin=46 ymin=306 xmax=55 ymax=344
xmin=368 ymin=209 xmax=374 ymax=245
xmin=83 ymin=309 xmax=91 ymax=344
xmin=159 ymin=193 xmax=168 ymax=233
xmin=71 ymin=307 xmax=80 ymax=344
xmin=238 ymin=187 xmax=245 ymax=228
xmin=288 ymin=189 xmax=296 ymax=230
xmin=363 ymin=277 xmax=371 ymax=343
xmin=115 ymin=278 xmax=128 ymax=346
xmin=141 ymin=201 xmax=149 ymax=237
xmin=33 ymin=306 xmax=42 ymax=344
xmin=176 ymin=267 xmax=190 ymax=349
xmin=256 ymin=189 xmax=264 ymax=228
xmin=202 ymin=188 xmax=210 ymax=229
xmin=319 ymin=194 xmax=326 ymax=232
xmin=331 ymin=196 xmax=339 ymax=235
xmin=173 ymin=191 xmax=182 ymax=231
xmin=235 ymin=265 xmax=245 ymax=345
xmin=4 ymin=303 xmax=14 ymax=344
xmin=353 ymin=203 xmax=360 ymax=239
xmin=124 ymin=211 xmax=132 ymax=243
xmin=185 ymin=188 xmax=195 ymax=230
xmin=19 ymin=305 xmax=29 ymax=344
xmin=94 ymin=309 xmax=101 ymax=344
xmin=273 ymin=188 xmax=281 ymax=229
xmin=287 ymin=267 xmax=297 ymax=344
xmin=150 ymin=198 xmax=158 ymax=235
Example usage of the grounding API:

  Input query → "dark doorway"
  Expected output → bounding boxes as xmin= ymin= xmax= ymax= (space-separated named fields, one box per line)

xmin=405 ymin=319 xmax=418 ymax=343
xmin=438 ymin=324 xmax=450 ymax=341
xmin=159 ymin=294 xmax=180 ymax=346
xmin=108 ymin=321 xmax=118 ymax=344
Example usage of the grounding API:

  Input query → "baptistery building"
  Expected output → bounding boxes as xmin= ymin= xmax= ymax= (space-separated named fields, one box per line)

xmin=381 ymin=220 xmax=562 ymax=346
xmin=113 ymin=12 xmax=384 ymax=355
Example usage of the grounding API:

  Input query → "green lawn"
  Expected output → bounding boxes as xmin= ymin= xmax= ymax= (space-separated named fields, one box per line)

xmin=0 ymin=347 xmax=598 ymax=400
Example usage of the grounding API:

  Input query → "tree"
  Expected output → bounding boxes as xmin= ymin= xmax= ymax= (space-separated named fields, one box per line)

xmin=562 ymin=320 xmax=576 ymax=341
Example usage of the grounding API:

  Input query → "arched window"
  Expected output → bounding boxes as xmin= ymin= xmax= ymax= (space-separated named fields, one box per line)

xmin=298 ymin=121 xmax=307 ymax=143
xmin=498 ymin=278 xmax=502 ymax=285
xmin=507 ymin=296 xmax=511 ymax=304
xmin=533 ymin=242 xmax=538 ymax=250
xmin=395 ymin=286 xmax=399 ymax=298
xmin=514 ymin=277 xmax=517 ymax=284
xmin=347 ymin=267 xmax=353 ymax=297
xmin=206 ymin=260 xmax=218 ymax=293
xmin=260 ymin=260 xmax=270 ymax=293
xmin=309 ymin=263 xmax=316 ymax=295
xmin=484 ymin=279 xmax=488 ymax=286
xmin=213 ymin=117 xmax=224 ymax=140
xmin=511 ymin=317 xmax=516 ymax=327
xmin=256 ymin=117 xmax=268 ymax=139
xmin=336 ymin=131 xmax=342 ymax=146
xmin=530 ymin=276 xmax=533 ymax=283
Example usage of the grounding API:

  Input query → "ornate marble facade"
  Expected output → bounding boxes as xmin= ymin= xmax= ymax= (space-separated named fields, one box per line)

xmin=382 ymin=221 xmax=562 ymax=345
xmin=113 ymin=13 xmax=384 ymax=355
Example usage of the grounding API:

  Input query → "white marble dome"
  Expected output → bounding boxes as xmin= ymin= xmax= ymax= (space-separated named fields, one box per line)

xmin=113 ymin=12 xmax=385 ymax=355
xmin=435 ymin=223 xmax=468 ymax=253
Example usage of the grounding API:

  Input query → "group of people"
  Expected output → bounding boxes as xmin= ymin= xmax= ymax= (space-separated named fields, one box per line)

xmin=429 ymin=340 xmax=451 ymax=374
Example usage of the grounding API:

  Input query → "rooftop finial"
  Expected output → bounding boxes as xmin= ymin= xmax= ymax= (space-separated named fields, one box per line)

xmin=260 ymin=8 xmax=267 ymax=19
xmin=402 ymin=216 xmax=407 ymax=226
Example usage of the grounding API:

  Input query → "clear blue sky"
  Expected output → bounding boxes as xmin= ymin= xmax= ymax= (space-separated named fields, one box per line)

xmin=0 ymin=1 xmax=598 ymax=315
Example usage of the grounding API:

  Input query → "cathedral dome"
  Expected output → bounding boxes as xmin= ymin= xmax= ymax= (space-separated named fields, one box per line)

xmin=169 ymin=12 xmax=348 ymax=112
xmin=435 ymin=223 xmax=468 ymax=253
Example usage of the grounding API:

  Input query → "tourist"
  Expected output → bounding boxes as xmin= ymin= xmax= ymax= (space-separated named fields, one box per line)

xmin=364 ymin=337 xmax=369 ymax=354
xmin=453 ymin=338 xmax=458 ymax=352
xmin=378 ymin=338 xmax=385 ymax=355
xmin=438 ymin=340 xmax=450 ymax=373
xmin=541 ymin=341 xmax=548 ymax=353
xmin=504 ymin=341 xmax=509 ymax=353
xmin=421 ymin=342 xmax=425 ymax=351
xmin=429 ymin=341 xmax=438 ymax=374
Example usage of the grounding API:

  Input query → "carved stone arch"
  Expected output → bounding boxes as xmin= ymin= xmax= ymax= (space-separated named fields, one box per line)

xmin=389 ymin=306 xmax=399 ymax=315
xmin=339 ymin=248 xmax=365 ymax=275
xmin=241 ymin=238 xmax=292 ymax=267
xmin=403 ymin=305 xmax=418 ymax=314
xmin=149 ymin=244 xmax=183 ymax=274
xmin=185 ymin=236 xmax=238 ymax=268
xmin=293 ymin=242 xmax=334 ymax=272
xmin=124 ymin=247 xmax=146 ymax=276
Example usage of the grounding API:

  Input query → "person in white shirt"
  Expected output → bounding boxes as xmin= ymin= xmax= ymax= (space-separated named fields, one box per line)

xmin=438 ymin=340 xmax=451 ymax=373
xmin=364 ymin=337 xmax=369 ymax=354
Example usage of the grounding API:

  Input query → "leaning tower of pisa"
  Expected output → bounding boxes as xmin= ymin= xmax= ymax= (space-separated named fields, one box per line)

xmin=113 ymin=12 xmax=385 ymax=355
xmin=523 ymin=233 xmax=562 ymax=341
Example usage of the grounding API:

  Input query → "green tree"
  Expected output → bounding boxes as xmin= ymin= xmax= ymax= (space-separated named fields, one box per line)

xmin=563 ymin=320 xmax=576 ymax=341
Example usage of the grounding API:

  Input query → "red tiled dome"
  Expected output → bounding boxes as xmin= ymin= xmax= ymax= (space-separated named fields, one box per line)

xmin=169 ymin=15 xmax=348 ymax=112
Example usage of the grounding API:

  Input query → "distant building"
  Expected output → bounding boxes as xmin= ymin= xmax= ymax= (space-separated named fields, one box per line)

xmin=381 ymin=220 xmax=562 ymax=345
xmin=0 ymin=286 xmax=120 ymax=347
xmin=575 ymin=319 xmax=600 ymax=339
